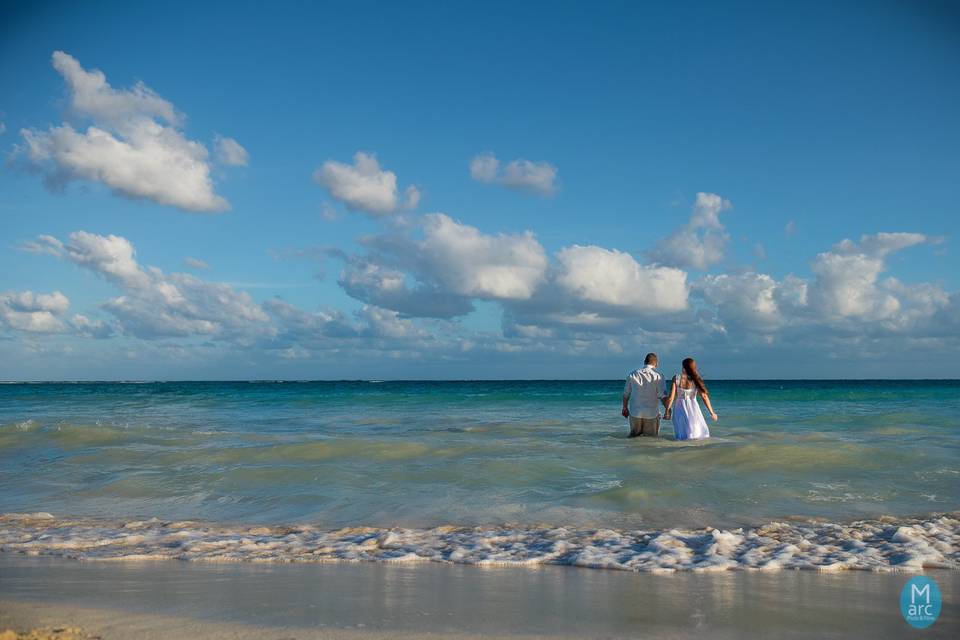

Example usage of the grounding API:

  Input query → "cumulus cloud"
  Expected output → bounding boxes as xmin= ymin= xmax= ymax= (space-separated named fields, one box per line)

xmin=213 ymin=135 xmax=249 ymax=166
xmin=21 ymin=231 xmax=447 ymax=361
xmin=650 ymin=192 xmax=732 ymax=270
xmin=469 ymin=152 xmax=557 ymax=196
xmin=555 ymin=245 xmax=688 ymax=313
xmin=699 ymin=272 xmax=806 ymax=332
xmin=51 ymin=52 xmax=178 ymax=124
xmin=807 ymin=232 xmax=929 ymax=322
xmin=30 ymin=231 xmax=271 ymax=339
xmin=262 ymin=299 xmax=435 ymax=359
xmin=0 ymin=290 xmax=70 ymax=333
xmin=70 ymin=313 xmax=113 ymax=338
xmin=699 ymin=232 xmax=946 ymax=338
xmin=16 ymin=51 xmax=232 ymax=212
xmin=357 ymin=305 xmax=429 ymax=340
xmin=313 ymin=152 xmax=419 ymax=216
xmin=417 ymin=214 xmax=548 ymax=299
xmin=334 ymin=213 xmax=690 ymax=336
xmin=337 ymin=213 xmax=549 ymax=317
xmin=263 ymin=298 xmax=359 ymax=340
xmin=12 ymin=220 xmax=956 ymax=377
xmin=338 ymin=256 xmax=473 ymax=319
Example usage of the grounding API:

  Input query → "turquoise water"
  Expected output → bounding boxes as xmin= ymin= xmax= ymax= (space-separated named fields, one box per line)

xmin=1 ymin=380 xmax=958 ymax=530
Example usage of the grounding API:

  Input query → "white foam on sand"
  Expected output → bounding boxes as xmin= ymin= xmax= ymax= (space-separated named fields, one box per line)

xmin=0 ymin=512 xmax=957 ymax=573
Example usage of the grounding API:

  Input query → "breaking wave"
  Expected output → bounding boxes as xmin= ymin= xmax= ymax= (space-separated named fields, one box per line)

xmin=2 ymin=511 xmax=957 ymax=573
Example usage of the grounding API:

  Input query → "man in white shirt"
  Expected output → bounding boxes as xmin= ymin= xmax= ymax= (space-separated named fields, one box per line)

xmin=621 ymin=353 xmax=668 ymax=437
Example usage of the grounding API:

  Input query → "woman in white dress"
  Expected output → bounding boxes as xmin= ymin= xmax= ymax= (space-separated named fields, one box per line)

xmin=663 ymin=357 xmax=717 ymax=440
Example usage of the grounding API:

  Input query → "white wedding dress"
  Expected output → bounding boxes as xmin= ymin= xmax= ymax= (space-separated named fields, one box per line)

xmin=671 ymin=374 xmax=710 ymax=440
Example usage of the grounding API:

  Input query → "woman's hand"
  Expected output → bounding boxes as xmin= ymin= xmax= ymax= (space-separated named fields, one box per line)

xmin=710 ymin=411 xmax=718 ymax=422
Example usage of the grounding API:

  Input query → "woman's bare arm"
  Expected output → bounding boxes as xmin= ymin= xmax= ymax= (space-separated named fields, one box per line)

xmin=701 ymin=392 xmax=718 ymax=421
xmin=663 ymin=380 xmax=677 ymax=419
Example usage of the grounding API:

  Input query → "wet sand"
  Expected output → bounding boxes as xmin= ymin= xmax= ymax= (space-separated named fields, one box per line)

xmin=0 ymin=555 xmax=957 ymax=638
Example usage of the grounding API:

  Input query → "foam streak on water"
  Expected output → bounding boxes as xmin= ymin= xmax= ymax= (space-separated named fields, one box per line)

xmin=1 ymin=512 xmax=957 ymax=573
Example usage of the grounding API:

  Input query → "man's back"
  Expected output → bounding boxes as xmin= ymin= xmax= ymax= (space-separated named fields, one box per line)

xmin=624 ymin=366 xmax=665 ymax=419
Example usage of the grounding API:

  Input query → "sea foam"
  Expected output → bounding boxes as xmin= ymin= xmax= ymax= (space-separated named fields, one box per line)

xmin=1 ymin=512 xmax=957 ymax=573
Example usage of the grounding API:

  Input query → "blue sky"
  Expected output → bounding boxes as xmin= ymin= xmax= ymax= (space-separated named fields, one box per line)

xmin=1 ymin=0 xmax=958 ymax=379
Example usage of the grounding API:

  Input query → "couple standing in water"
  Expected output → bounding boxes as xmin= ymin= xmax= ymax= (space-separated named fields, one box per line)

xmin=621 ymin=353 xmax=718 ymax=440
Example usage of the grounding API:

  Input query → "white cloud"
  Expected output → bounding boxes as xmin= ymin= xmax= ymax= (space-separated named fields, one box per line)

xmin=808 ymin=232 xmax=930 ymax=321
xmin=699 ymin=272 xmax=802 ymax=332
xmin=699 ymin=232 xmax=946 ymax=337
xmin=47 ymin=231 xmax=149 ymax=289
xmin=262 ymin=298 xmax=435 ymax=355
xmin=650 ymin=192 xmax=732 ymax=270
xmin=469 ymin=153 xmax=499 ymax=182
xmin=338 ymin=255 xmax=473 ymax=319
xmin=263 ymin=298 xmax=359 ymax=340
xmin=17 ymin=234 xmax=65 ymax=257
xmin=33 ymin=231 xmax=271 ymax=339
xmin=336 ymin=214 xmax=548 ymax=317
xmin=70 ymin=313 xmax=112 ymax=338
xmin=16 ymin=51 xmax=230 ymax=212
xmin=12 ymin=220 xmax=955 ymax=378
xmin=4 ymin=290 xmax=70 ymax=314
xmin=838 ymin=232 xmax=927 ymax=258
xmin=417 ymin=214 xmax=548 ymax=299
xmin=213 ymin=135 xmax=249 ymax=166
xmin=469 ymin=152 xmax=557 ymax=196
xmin=183 ymin=257 xmax=210 ymax=270
xmin=51 ymin=51 xmax=179 ymax=126
xmin=336 ymin=214 xmax=693 ymax=330
xmin=555 ymin=245 xmax=688 ymax=313
xmin=357 ymin=305 xmax=428 ymax=339
xmin=0 ymin=122 xmax=6 ymax=135
xmin=313 ymin=152 xmax=418 ymax=216
xmin=0 ymin=290 xmax=70 ymax=333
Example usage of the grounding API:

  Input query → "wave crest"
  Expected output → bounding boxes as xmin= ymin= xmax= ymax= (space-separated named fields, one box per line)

xmin=1 ymin=512 xmax=957 ymax=573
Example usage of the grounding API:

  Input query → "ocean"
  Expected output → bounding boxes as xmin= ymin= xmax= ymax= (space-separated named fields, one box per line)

xmin=1 ymin=380 xmax=958 ymax=571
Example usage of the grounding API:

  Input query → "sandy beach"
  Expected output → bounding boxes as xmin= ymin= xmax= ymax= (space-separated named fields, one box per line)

xmin=1 ymin=555 xmax=957 ymax=638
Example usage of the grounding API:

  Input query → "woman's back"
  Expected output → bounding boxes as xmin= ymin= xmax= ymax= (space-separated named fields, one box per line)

xmin=671 ymin=372 xmax=710 ymax=440
xmin=676 ymin=373 xmax=698 ymax=398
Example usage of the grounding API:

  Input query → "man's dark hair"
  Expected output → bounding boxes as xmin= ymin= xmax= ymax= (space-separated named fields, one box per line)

xmin=644 ymin=353 xmax=658 ymax=365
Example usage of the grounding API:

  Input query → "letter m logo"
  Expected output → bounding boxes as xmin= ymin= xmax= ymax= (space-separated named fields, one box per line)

xmin=911 ymin=583 xmax=931 ymax=605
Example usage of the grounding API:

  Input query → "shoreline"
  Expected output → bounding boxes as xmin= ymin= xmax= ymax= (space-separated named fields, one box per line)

xmin=1 ymin=555 xmax=958 ymax=638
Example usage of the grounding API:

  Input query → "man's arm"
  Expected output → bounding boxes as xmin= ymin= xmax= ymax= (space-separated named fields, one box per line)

xmin=621 ymin=379 xmax=631 ymax=418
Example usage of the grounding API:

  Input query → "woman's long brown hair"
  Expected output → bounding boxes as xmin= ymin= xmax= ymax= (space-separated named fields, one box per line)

xmin=682 ymin=357 xmax=708 ymax=395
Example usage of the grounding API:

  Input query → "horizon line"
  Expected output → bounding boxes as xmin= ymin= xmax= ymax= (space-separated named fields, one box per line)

xmin=2 ymin=378 xmax=959 ymax=384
